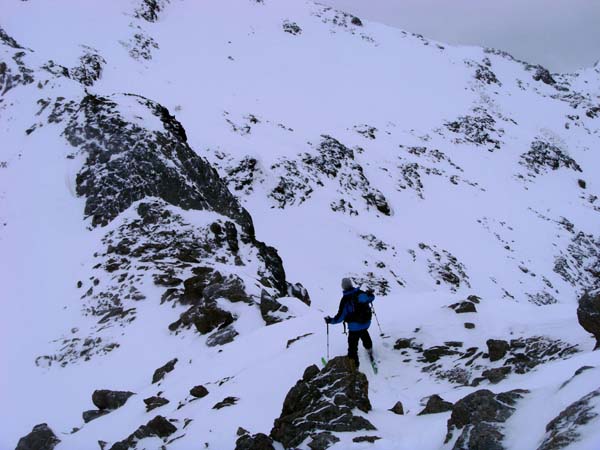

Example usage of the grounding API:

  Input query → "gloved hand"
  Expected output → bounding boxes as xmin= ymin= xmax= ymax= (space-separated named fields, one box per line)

xmin=324 ymin=316 xmax=332 ymax=324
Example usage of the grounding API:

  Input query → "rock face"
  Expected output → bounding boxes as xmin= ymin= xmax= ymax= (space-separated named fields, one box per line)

xmin=270 ymin=357 xmax=375 ymax=448
xmin=445 ymin=389 xmax=527 ymax=450
xmin=538 ymin=387 xmax=600 ymax=450
xmin=92 ymin=390 xmax=135 ymax=410
xmin=15 ymin=424 xmax=60 ymax=450
xmin=577 ymin=291 xmax=600 ymax=350
xmin=63 ymin=93 xmax=253 ymax=231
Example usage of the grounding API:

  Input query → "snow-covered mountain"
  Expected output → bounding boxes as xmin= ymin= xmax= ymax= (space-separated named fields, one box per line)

xmin=1 ymin=1 xmax=599 ymax=449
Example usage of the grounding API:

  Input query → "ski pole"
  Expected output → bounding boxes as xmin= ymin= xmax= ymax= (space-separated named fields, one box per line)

xmin=326 ymin=323 xmax=330 ymax=361
xmin=371 ymin=304 xmax=384 ymax=337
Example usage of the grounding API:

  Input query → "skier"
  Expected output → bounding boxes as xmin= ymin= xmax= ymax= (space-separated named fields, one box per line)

xmin=324 ymin=278 xmax=376 ymax=369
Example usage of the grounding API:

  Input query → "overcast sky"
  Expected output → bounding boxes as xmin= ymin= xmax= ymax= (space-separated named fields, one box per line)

xmin=321 ymin=0 xmax=600 ymax=73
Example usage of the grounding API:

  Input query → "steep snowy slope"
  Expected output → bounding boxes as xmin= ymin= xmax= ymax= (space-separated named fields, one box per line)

xmin=1 ymin=0 xmax=599 ymax=449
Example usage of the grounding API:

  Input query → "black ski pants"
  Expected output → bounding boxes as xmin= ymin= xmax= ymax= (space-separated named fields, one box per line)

xmin=347 ymin=328 xmax=373 ymax=368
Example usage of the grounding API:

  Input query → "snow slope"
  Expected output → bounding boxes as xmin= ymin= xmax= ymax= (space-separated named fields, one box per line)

xmin=1 ymin=0 xmax=599 ymax=449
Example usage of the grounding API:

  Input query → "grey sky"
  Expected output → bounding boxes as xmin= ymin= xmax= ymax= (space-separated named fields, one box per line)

xmin=321 ymin=0 xmax=600 ymax=73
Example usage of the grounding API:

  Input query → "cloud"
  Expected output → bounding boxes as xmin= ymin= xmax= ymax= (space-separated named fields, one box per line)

xmin=320 ymin=0 xmax=600 ymax=72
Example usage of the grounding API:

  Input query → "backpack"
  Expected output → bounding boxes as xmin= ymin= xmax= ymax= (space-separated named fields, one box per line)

xmin=343 ymin=290 xmax=374 ymax=324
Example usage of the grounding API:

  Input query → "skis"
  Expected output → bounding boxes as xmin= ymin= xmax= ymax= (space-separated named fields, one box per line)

xmin=367 ymin=351 xmax=378 ymax=374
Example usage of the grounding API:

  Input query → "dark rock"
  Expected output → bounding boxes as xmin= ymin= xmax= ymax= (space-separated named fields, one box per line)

xmin=190 ymin=385 xmax=209 ymax=398
xmin=389 ymin=401 xmax=404 ymax=415
xmin=109 ymin=415 xmax=177 ymax=450
xmin=203 ymin=274 xmax=250 ymax=303
xmin=270 ymin=356 xmax=375 ymax=448
xmin=213 ymin=396 xmax=239 ymax=410
xmin=287 ymin=282 xmax=311 ymax=306
xmin=303 ymin=364 xmax=320 ymax=382
xmin=143 ymin=396 xmax=169 ymax=412
xmin=308 ymin=432 xmax=339 ymax=450
xmin=92 ymin=390 xmax=135 ymax=410
xmin=152 ymin=358 xmax=177 ymax=384
xmin=235 ymin=432 xmax=275 ymax=450
xmin=521 ymin=140 xmax=582 ymax=176
xmin=465 ymin=322 xmax=476 ymax=329
xmin=181 ymin=268 xmax=221 ymax=304
xmin=70 ymin=48 xmax=105 ymax=87
xmin=192 ymin=304 xmax=235 ymax=335
xmin=153 ymin=274 xmax=182 ymax=287
xmin=486 ymin=339 xmax=510 ymax=362
xmin=393 ymin=338 xmax=414 ymax=350
xmin=15 ymin=423 xmax=60 ymax=450
xmin=287 ymin=333 xmax=313 ymax=349
xmin=282 ymin=21 xmax=302 ymax=35
xmin=351 ymin=16 xmax=363 ymax=26
xmin=481 ymin=366 xmax=512 ymax=384
xmin=260 ymin=290 xmax=286 ymax=325
xmin=82 ymin=409 xmax=110 ymax=423
xmin=418 ymin=395 xmax=453 ymax=415
xmin=578 ymin=179 xmax=586 ymax=189
xmin=445 ymin=389 xmax=527 ymax=449
xmin=353 ymin=436 xmax=381 ymax=443
xmin=532 ymin=66 xmax=556 ymax=85
xmin=467 ymin=295 xmax=481 ymax=303
xmin=450 ymin=301 xmax=477 ymax=314
xmin=421 ymin=345 xmax=460 ymax=363
xmin=64 ymin=94 xmax=254 ymax=232
xmin=538 ymin=387 xmax=600 ymax=450
xmin=206 ymin=325 xmax=238 ymax=347
xmin=577 ymin=291 xmax=600 ymax=350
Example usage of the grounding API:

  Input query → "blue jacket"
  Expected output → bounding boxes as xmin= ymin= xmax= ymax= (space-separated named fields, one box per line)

xmin=330 ymin=288 xmax=375 ymax=331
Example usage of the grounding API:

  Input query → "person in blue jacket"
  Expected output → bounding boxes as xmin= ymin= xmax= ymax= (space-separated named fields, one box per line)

xmin=325 ymin=278 xmax=375 ymax=369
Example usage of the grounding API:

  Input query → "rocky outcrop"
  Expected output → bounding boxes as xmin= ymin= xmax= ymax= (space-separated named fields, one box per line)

xmin=520 ymin=140 xmax=581 ymax=176
xmin=152 ymin=358 xmax=177 ymax=384
xmin=537 ymin=387 xmax=600 ymax=450
xmin=69 ymin=47 xmax=105 ymax=87
xmin=445 ymin=107 xmax=503 ymax=151
xmin=270 ymin=358 xmax=375 ymax=448
xmin=577 ymin=291 xmax=600 ymax=350
xmin=389 ymin=401 xmax=404 ymax=415
xmin=63 ymin=93 xmax=253 ymax=231
xmin=445 ymin=389 xmax=527 ymax=450
xmin=269 ymin=135 xmax=390 ymax=216
xmin=109 ymin=415 xmax=177 ymax=450
xmin=15 ymin=424 xmax=60 ymax=450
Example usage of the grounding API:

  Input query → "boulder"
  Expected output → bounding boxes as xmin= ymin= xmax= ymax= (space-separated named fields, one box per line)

xmin=270 ymin=356 xmax=375 ymax=449
xmin=109 ymin=415 xmax=177 ymax=450
xmin=577 ymin=291 xmax=600 ymax=350
xmin=260 ymin=290 xmax=287 ymax=325
xmin=287 ymin=282 xmax=311 ymax=306
xmin=389 ymin=401 xmax=404 ymax=415
xmin=418 ymin=395 xmax=453 ymax=415
xmin=482 ymin=366 xmax=512 ymax=384
xmin=486 ymin=339 xmax=510 ymax=362
xmin=143 ymin=396 xmax=169 ymax=412
xmin=353 ymin=436 xmax=381 ymax=443
xmin=307 ymin=431 xmax=339 ymax=450
xmin=192 ymin=304 xmax=235 ymax=335
xmin=92 ymin=390 xmax=135 ymax=410
xmin=152 ymin=358 xmax=177 ymax=384
xmin=15 ymin=424 xmax=60 ymax=450
xmin=206 ymin=325 xmax=238 ymax=347
xmin=82 ymin=409 xmax=110 ymax=423
xmin=235 ymin=431 xmax=275 ymax=450
xmin=213 ymin=396 xmax=239 ymax=410
xmin=190 ymin=385 xmax=209 ymax=398
xmin=445 ymin=389 xmax=528 ymax=449
xmin=203 ymin=274 xmax=250 ymax=303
